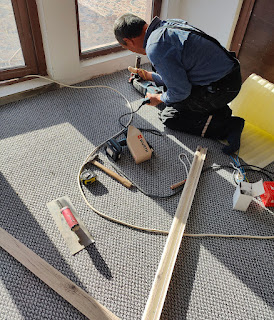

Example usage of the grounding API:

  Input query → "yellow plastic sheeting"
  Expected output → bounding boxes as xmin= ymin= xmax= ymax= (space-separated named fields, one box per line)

xmin=237 ymin=122 xmax=274 ymax=168
xmin=230 ymin=74 xmax=274 ymax=167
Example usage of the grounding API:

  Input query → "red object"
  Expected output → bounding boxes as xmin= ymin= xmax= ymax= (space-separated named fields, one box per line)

xmin=260 ymin=182 xmax=274 ymax=207
xmin=61 ymin=207 xmax=79 ymax=230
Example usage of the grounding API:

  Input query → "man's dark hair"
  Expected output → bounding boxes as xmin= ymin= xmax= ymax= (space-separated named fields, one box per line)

xmin=114 ymin=14 xmax=146 ymax=45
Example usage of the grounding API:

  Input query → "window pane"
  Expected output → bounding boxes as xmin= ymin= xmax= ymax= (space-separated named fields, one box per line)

xmin=0 ymin=0 xmax=25 ymax=70
xmin=78 ymin=0 xmax=152 ymax=52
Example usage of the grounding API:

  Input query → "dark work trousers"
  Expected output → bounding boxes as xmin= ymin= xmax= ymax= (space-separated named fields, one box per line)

xmin=159 ymin=64 xmax=242 ymax=140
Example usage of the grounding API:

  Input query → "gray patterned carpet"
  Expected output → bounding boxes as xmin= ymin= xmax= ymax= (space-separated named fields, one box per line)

xmin=1 ymin=66 xmax=273 ymax=320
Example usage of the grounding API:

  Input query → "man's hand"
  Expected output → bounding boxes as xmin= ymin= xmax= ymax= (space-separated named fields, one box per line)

xmin=145 ymin=93 xmax=163 ymax=106
xmin=128 ymin=66 xmax=153 ymax=81
xmin=137 ymin=69 xmax=153 ymax=81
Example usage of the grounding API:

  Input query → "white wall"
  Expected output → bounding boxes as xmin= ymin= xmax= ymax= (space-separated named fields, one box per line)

xmin=175 ymin=0 xmax=243 ymax=48
xmin=35 ymin=0 xmax=242 ymax=85
xmin=160 ymin=0 xmax=182 ymax=20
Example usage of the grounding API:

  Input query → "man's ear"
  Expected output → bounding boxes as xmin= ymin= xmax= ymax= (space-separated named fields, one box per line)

xmin=123 ymin=38 xmax=134 ymax=46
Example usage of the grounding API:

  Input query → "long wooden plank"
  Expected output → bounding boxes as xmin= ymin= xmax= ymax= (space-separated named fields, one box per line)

xmin=142 ymin=146 xmax=207 ymax=320
xmin=0 ymin=227 xmax=120 ymax=320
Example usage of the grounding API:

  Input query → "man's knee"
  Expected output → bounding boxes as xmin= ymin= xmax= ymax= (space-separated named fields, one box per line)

xmin=163 ymin=117 xmax=179 ymax=130
xmin=162 ymin=111 xmax=208 ymax=136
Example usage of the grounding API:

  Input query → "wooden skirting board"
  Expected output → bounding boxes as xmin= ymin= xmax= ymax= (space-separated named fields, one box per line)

xmin=0 ymin=227 xmax=120 ymax=320
xmin=142 ymin=146 xmax=207 ymax=320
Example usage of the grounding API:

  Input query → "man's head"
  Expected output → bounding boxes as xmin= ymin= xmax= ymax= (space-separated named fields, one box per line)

xmin=114 ymin=13 xmax=148 ymax=54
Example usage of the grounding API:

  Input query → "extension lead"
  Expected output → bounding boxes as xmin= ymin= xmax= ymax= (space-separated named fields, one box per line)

xmin=13 ymin=74 xmax=274 ymax=240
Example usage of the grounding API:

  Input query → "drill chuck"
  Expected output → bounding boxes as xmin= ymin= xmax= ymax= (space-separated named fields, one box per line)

xmin=135 ymin=55 xmax=141 ymax=69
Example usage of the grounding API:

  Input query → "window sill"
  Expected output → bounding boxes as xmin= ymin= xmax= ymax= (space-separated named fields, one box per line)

xmin=80 ymin=49 xmax=148 ymax=69
xmin=0 ymin=78 xmax=58 ymax=106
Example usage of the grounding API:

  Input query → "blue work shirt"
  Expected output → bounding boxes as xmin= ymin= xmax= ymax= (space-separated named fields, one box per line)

xmin=143 ymin=17 xmax=235 ymax=105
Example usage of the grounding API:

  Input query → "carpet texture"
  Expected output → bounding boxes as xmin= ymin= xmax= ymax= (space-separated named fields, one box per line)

xmin=0 ymin=66 xmax=273 ymax=320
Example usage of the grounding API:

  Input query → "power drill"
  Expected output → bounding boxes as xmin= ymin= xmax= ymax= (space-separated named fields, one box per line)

xmin=129 ymin=56 xmax=163 ymax=97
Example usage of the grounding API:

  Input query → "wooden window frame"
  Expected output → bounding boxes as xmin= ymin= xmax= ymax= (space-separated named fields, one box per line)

xmin=75 ymin=0 xmax=162 ymax=60
xmin=0 ymin=0 xmax=47 ymax=82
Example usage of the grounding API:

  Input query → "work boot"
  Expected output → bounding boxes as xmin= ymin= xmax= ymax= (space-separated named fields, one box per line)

xmin=222 ymin=117 xmax=245 ymax=155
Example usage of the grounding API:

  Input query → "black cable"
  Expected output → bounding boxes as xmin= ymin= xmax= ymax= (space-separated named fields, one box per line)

xmin=138 ymin=128 xmax=163 ymax=136
xmin=110 ymin=162 xmax=273 ymax=199
xmin=118 ymin=98 xmax=163 ymax=139
xmin=118 ymin=98 xmax=150 ymax=128
xmin=240 ymin=168 xmax=273 ymax=182
xmin=110 ymin=162 xmax=184 ymax=199
xmin=240 ymin=164 xmax=274 ymax=176
xmin=106 ymin=153 xmax=274 ymax=199
xmin=130 ymin=179 xmax=184 ymax=199
xmin=202 ymin=164 xmax=274 ymax=182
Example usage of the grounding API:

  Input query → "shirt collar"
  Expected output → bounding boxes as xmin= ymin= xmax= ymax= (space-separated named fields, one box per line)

xmin=143 ymin=16 xmax=162 ymax=48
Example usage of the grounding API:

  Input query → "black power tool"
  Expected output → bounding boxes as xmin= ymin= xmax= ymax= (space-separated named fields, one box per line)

xmin=104 ymin=137 xmax=127 ymax=161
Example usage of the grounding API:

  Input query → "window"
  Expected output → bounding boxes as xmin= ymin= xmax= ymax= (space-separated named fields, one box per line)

xmin=0 ymin=0 xmax=46 ymax=82
xmin=1 ymin=0 xmax=25 ymax=70
xmin=75 ymin=0 xmax=162 ymax=59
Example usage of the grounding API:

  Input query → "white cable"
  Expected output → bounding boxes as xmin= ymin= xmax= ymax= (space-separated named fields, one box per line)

xmin=178 ymin=153 xmax=191 ymax=177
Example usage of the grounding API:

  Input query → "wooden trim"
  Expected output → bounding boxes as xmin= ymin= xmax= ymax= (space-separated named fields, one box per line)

xmin=77 ymin=0 xmax=162 ymax=60
xmin=80 ymin=45 xmax=126 ymax=60
xmin=0 ymin=77 xmax=31 ymax=87
xmin=0 ymin=0 xmax=46 ymax=81
xmin=0 ymin=227 xmax=120 ymax=320
xmin=0 ymin=65 xmax=34 ymax=81
xmin=25 ymin=0 xmax=47 ymax=75
xmin=230 ymin=0 xmax=256 ymax=56
xmin=142 ymin=146 xmax=207 ymax=320
xmin=11 ymin=0 xmax=37 ymax=70
xmin=152 ymin=0 xmax=162 ymax=18
xmin=75 ymin=0 xmax=82 ymax=59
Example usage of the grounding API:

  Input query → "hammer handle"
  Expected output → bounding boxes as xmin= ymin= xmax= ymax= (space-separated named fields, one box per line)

xmin=92 ymin=160 xmax=132 ymax=189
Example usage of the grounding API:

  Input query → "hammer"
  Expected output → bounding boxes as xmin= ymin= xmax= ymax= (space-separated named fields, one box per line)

xmin=87 ymin=154 xmax=132 ymax=189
